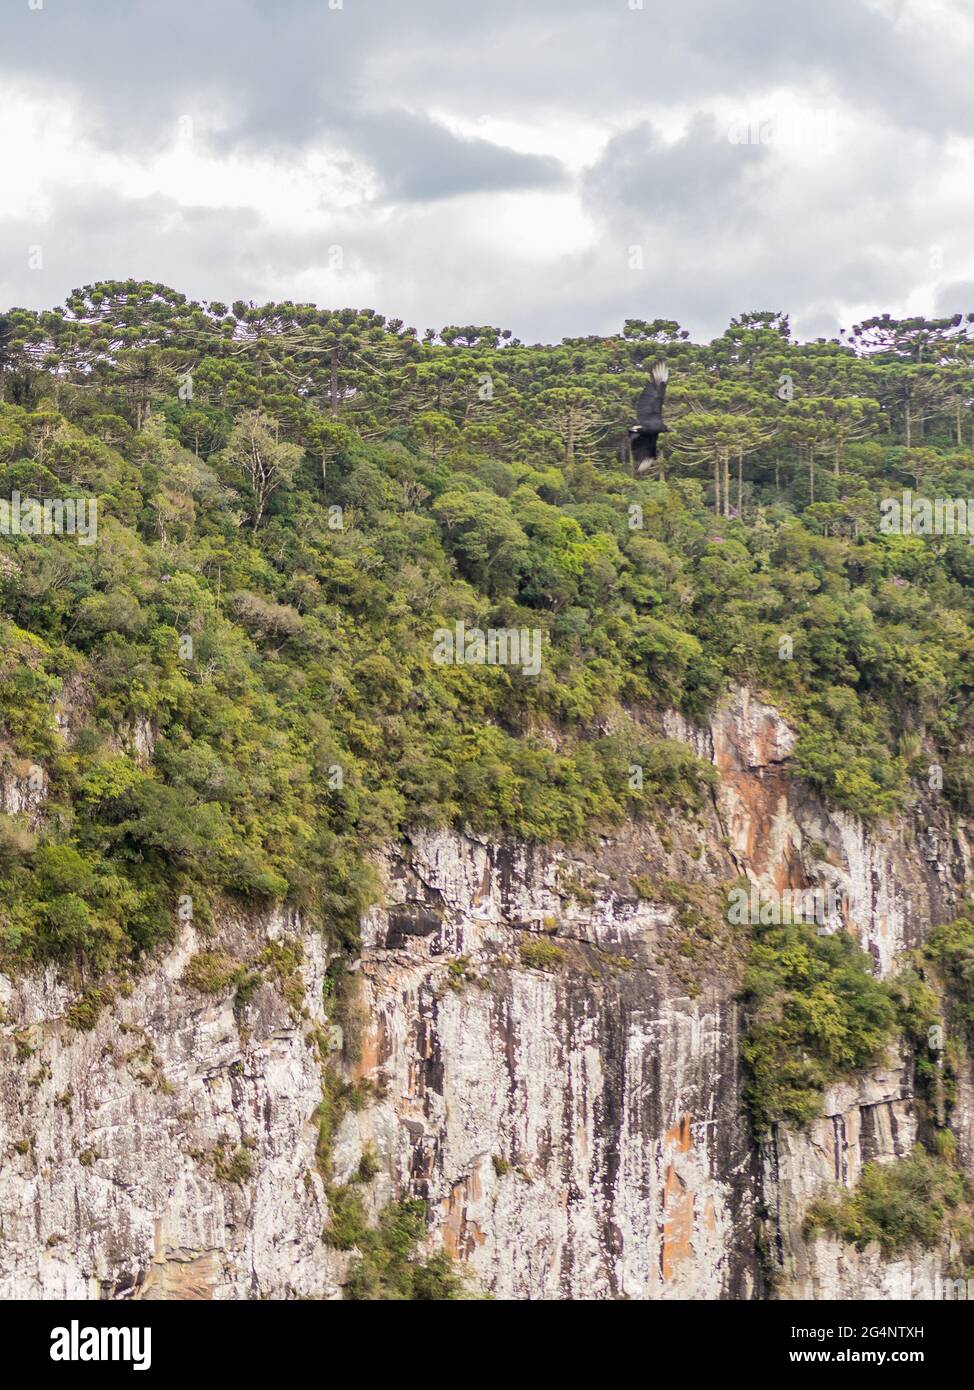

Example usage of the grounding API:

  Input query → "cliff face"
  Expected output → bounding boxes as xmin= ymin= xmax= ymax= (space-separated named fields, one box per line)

xmin=0 ymin=904 xmax=335 ymax=1300
xmin=345 ymin=824 xmax=755 ymax=1300
xmin=0 ymin=689 xmax=970 ymax=1299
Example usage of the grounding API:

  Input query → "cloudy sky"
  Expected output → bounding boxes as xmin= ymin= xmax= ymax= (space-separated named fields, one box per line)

xmin=2 ymin=0 xmax=973 ymax=342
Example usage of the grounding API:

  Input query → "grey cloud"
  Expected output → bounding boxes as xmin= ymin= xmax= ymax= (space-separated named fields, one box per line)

xmin=574 ymin=109 xmax=962 ymax=343
xmin=6 ymin=0 xmax=974 ymax=154
xmin=0 ymin=194 xmax=267 ymax=313
xmin=3 ymin=1 xmax=974 ymax=342
xmin=344 ymin=112 xmax=563 ymax=202
xmin=935 ymin=282 xmax=974 ymax=316
xmin=3 ymin=1 xmax=564 ymax=202
xmin=584 ymin=116 xmax=769 ymax=231
xmin=0 ymin=112 xmax=967 ymax=346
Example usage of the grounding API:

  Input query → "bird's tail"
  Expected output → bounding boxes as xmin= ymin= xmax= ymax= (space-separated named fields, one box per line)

xmin=651 ymin=361 xmax=669 ymax=384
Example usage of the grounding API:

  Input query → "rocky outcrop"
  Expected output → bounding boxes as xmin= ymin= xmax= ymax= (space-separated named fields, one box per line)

xmin=707 ymin=690 xmax=970 ymax=1299
xmin=0 ymin=686 xmax=970 ymax=1299
xmin=342 ymin=826 xmax=756 ymax=1300
xmin=0 ymin=910 xmax=335 ymax=1299
xmin=337 ymin=689 xmax=972 ymax=1300
xmin=0 ymin=748 xmax=48 ymax=824
xmin=766 ymin=1066 xmax=947 ymax=1301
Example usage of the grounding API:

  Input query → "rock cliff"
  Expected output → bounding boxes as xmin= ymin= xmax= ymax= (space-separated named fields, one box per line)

xmin=0 ymin=688 xmax=969 ymax=1299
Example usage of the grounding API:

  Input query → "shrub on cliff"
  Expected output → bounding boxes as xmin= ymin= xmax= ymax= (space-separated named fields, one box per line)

xmin=926 ymin=915 xmax=974 ymax=1045
xmin=803 ymin=1143 xmax=971 ymax=1257
xmin=741 ymin=922 xmax=898 ymax=1135
xmin=342 ymin=1199 xmax=476 ymax=1300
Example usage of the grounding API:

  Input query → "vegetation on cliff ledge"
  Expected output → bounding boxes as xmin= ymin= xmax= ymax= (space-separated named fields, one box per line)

xmin=343 ymin=1198 xmax=477 ymax=1300
xmin=740 ymin=920 xmax=899 ymax=1134
xmin=784 ymin=913 xmax=974 ymax=1261
xmin=803 ymin=1136 xmax=972 ymax=1258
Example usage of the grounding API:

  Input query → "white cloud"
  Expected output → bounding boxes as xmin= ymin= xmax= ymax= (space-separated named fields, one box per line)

xmin=2 ymin=0 xmax=974 ymax=339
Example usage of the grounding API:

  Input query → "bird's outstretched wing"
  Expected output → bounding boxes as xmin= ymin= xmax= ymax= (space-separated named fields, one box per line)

xmin=634 ymin=362 xmax=668 ymax=427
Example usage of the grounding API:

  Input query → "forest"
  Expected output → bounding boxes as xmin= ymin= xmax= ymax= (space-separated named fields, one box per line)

xmin=1 ymin=281 xmax=974 ymax=980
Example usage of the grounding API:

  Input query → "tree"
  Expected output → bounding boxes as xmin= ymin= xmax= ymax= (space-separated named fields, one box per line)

xmin=218 ymin=410 xmax=303 ymax=529
xmin=622 ymin=319 xmax=690 ymax=344
xmin=932 ymin=351 xmax=974 ymax=447
xmin=816 ymin=397 xmax=880 ymax=479
xmin=432 ymin=489 xmax=529 ymax=595
xmin=669 ymin=411 xmax=759 ymax=516
xmin=779 ymin=400 xmax=833 ymax=504
xmin=536 ymin=387 xmax=606 ymax=464
xmin=843 ymin=312 xmax=974 ymax=362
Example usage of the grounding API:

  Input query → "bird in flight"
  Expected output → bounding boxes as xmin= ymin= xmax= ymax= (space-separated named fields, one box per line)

xmin=629 ymin=362 xmax=669 ymax=473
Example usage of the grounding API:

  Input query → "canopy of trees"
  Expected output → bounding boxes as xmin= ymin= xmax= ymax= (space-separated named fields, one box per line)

xmin=2 ymin=282 xmax=974 ymax=975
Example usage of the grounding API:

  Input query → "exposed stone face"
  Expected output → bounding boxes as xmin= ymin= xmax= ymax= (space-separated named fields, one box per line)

xmin=0 ymin=686 xmax=970 ymax=1299
xmin=346 ymin=827 xmax=757 ymax=1300
xmin=765 ymin=1065 xmax=948 ymax=1301
xmin=706 ymin=691 xmax=971 ymax=1299
xmin=0 ymin=749 xmax=48 ymax=824
xmin=0 ymin=911 xmax=335 ymax=1300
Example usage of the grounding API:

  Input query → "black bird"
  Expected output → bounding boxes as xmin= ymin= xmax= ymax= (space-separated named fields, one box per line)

xmin=629 ymin=362 xmax=669 ymax=473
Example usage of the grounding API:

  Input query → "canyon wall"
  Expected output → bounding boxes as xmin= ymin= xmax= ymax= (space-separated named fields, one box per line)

xmin=0 ymin=689 xmax=969 ymax=1298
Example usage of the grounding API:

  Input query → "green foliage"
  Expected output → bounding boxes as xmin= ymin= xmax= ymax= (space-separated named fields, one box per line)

xmin=518 ymin=938 xmax=567 ymax=971
xmin=355 ymin=1142 xmax=381 ymax=1184
xmin=741 ymin=923 xmax=898 ymax=1134
xmin=342 ymin=1198 xmax=475 ymax=1300
xmin=210 ymin=1139 xmax=255 ymax=1186
xmin=182 ymin=951 xmax=244 ymax=996
xmin=315 ymin=1071 xmax=376 ymax=1180
xmin=804 ymin=1145 xmax=971 ymax=1256
xmin=4 ymin=284 xmax=974 ymax=988
xmin=64 ymin=987 xmax=112 ymax=1032
xmin=926 ymin=915 xmax=974 ymax=1046
xmin=323 ymin=1184 xmax=370 ymax=1251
